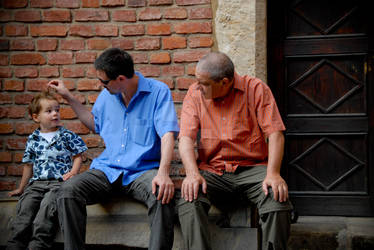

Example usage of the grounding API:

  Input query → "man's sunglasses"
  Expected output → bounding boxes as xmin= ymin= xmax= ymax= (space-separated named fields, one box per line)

xmin=98 ymin=78 xmax=111 ymax=85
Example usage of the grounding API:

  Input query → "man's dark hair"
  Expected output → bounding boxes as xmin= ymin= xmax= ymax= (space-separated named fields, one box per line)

xmin=94 ymin=48 xmax=135 ymax=79
xmin=196 ymin=52 xmax=235 ymax=82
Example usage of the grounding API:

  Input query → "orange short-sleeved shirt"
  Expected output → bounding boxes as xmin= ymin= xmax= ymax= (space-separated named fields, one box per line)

xmin=179 ymin=72 xmax=285 ymax=175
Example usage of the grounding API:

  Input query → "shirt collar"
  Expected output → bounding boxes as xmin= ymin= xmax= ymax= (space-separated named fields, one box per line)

xmin=31 ymin=126 xmax=64 ymax=141
xmin=232 ymin=72 xmax=245 ymax=92
xmin=135 ymin=72 xmax=152 ymax=93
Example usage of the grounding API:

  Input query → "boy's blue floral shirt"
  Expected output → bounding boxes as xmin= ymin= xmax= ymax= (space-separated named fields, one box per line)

xmin=22 ymin=126 xmax=88 ymax=181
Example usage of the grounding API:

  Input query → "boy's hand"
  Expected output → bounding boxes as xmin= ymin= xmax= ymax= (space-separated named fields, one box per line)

xmin=8 ymin=188 xmax=23 ymax=197
xmin=63 ymin=171 xmax=77 ymax=181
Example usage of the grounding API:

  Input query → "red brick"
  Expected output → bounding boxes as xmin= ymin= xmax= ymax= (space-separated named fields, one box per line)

xmin=14 ymin=152 xmax=24 ymax=163
xmin=3 ymin=80 xmax=24 ymax=91
xmin=82 ymin=0 xmax=100 ymax=7
xmin=0 ymin=123 xmax=13 ymax=134
xmin=158 ymin=78 xmax=174 ymax=89
xmin=0 ymin=94 xmax=12 ymax=104
xmin=82 ymin=135 xmax=103 ymax=148
xmin=95 ymin=25 xmax=118 ymax=37
xmin=0 ymin=55 xmax=8 ymax=66
xmin=150 ymin=52 xmax=170 ymax=64
xmin=112 ymin=10 xmax=136 ymax=22
xmin=135 ymin=38 xmax=160 ymax=50
xmin=30 ymin=25 xmax=68 ymax=37
xmin=112 ymin=39 xmax=134 ymax=50
xmin=174 ymin=22 xmax=212 ymax=34
xmin=0 ymin=39 xmax=9 ymax=50
xmin=130 ymin=53 xmax=148 ymax=64
xmin=187 ymin=64 xmax=196 ymax=75
xmin=26 ymin=79 xmax=49 ymax=91
xmin=77 ymin=79 xmax=101 ymax=91
xmin=36 ymin=39 xmax=58 ymax=51
xmin=5 ymin=24 xmax=28 ymax=37
xmin=2 ymin=0 xmax=28 ymax=8
xmin=64 ymin=122 xmax=90 ymax=134
xmin=0 ymin=11 xmax=12 ymax=22
xmin=60 ymin=107 xmax=76 ymax=119
xmin=62 ymin=66 xmax=85 ymax=78
xmin=10 ymin=39 xmax=35 ymax=51
xmin=189 ymin=7 xmax=212 ymax=19
xmin=15 ymin=67 xmax=38 ymax=78
xmin=188 ymin=36 xmax=213 ymax=48
xmin=87 ymin=93 xmax=99 ymax=104
xmin=30 ymin=0 xmax=53 ymax=8
xmin=11 ymin=53 xmax=46 ymax=65
xmin=14 ymin=11 xmax=41 ymax=22
xmin=15 ymin=122 xmax=38 ymax=135
xmin=164 ymin=8 xmax=187 ymax=19
xmin=7 ymin=165 xmax=24 ymax=176
xmin=43 ymin=10 xmax=72 ymax=22
xmin=86 ymin=66 xmax=97 ymax=78
xmin=70 ymin=25 xmax=94 ymax=37
xmin=139 ymin=8 xmax=162 ymax=21
xmin=121 ymin=25 xmax=145 ymax=36
xmin=75 ymin=52 xmax=97 ymax=63
xmin=149 ymin=0 xmax=173 ymax=5
xmin=56 ymin=0 xmax=80 ymax=8
xmin=75 ymin=10 xmax=109 ymax=22
xmin=0 ymin=67 xmax=12 ymax=77
xmin=48 ymin=52 xmax=73 ymax=65
xmin=15 ymin=94 xmax=34 ymax=104
xmin=127 ymin=0 xmax=146 ymax=7
xmin=176 ymin=0 xmax=210 ymax=5
xmin=60 ymin=40 xmax=85 ymax=51
xmin=162 ymin=36 xmax=186 ymax=49
xmin=0 ymin=181 xmax=17 ymax=191
xmin=147 ymin=23 xmax=171 ymax=35
xmin=171 ymin=91 xmax=186 ymax=103
xmin=87 ymin=39 xmax=111 ymax=50
xmin=177 ymin=77 xmax=195 ymax=89
xmin=162 ymin=65 xmax=184 ymax=76
xmin=39 ymin=67 xmax=59 ymax=77
xmin=174 ymin=50 xmax=209 ymax=63
xmin=136 ymin=65 xmax=160 ymax=77
xmin=101 ymin=0 xmax=125 ymax=7
xmin=0 ymin=152 xmax=12 ymax=162
xmin=0 ymin=107 xmax=7 ymax=118
xmin=7 ymin=106 xmax=27 ymax=118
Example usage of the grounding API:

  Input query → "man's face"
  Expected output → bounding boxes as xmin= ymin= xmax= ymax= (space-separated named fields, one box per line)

xmin=195 ymin=70 xmax=233 ymax=99
xmin=96 ymin=70 xmax=120 ymax=94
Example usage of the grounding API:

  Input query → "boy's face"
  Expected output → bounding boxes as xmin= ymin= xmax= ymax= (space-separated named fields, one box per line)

xmin=32 ymin=99 xmax=61 ymax=133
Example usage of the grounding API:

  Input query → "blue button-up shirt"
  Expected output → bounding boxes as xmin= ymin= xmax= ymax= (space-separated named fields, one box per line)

xmin=91 ymin=72 xmax=180 ymax=185
xmin=22 ymin=126 xmax=88 ymax=181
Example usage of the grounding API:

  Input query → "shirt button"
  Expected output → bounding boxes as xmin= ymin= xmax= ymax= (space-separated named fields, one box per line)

xmin=117 ymin=159 xmax=120 ymax=162
xmin=222 ymin=133 xmax=226 ymax=136
xmin=222 ymin=117 xmax=226 ymax=120
xmin=121 ymin=144 xmax=124 ymax=148
xmin=124 ymin=128 xmax=127 ymax=132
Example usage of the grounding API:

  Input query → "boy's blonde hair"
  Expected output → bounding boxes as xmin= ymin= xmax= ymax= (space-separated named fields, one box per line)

xmin=28 ymin=91 xmax=59 ymax=117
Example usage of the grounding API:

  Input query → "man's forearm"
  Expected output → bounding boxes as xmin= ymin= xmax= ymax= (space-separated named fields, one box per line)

xmin=65 ymin=94 xmax=95 ymax=132
xmin=158 ymin=132 xmax=175 ymax=175
xmin=179 ymin=136 xmax=200 ymax=176
xmin=266 ymin=131 xmax=285 ymax=176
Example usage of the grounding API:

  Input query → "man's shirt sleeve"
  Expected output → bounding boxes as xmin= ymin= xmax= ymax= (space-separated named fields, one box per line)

xmin=179 ymin=87 xmax=200 ymax=141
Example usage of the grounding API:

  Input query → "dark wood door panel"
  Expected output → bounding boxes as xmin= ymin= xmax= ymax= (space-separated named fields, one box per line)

xmin=268 ymin=0 xmax=373 ymax=216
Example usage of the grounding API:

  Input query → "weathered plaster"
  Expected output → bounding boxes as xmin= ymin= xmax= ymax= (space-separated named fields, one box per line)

xmin=212 ymin=0 xmax=267 ymax=82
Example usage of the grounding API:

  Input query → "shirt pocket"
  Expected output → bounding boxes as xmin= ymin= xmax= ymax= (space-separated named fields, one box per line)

xmin=131 ymin=118 xmax=155 ymax=146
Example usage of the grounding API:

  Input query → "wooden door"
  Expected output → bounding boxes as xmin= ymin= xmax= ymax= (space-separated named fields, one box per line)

xmin=267 ymin=0 xmax=374 ymax=216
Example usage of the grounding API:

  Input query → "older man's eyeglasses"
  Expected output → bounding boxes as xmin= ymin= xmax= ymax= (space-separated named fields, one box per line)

xmin=98 ymin=78 xmax=111 ymax=85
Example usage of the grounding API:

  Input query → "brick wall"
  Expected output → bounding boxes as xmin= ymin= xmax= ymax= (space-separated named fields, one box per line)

xmin=0 ymin=0 xmax=213 ymax=195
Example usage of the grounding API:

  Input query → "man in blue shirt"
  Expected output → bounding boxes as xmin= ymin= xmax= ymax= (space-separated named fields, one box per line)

xmin=48 ymin=48 xmax=180 ymax=250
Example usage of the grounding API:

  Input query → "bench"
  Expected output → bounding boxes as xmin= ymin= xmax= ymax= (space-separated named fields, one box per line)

xmin=0 ymin=195 xmax=259 ymax=250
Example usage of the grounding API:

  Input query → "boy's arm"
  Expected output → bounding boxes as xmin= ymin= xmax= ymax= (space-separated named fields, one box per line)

xmin=63 ymin=154 xmax=83 ymax=181
xmin=8 ymin=164 xmax=33 ymax=197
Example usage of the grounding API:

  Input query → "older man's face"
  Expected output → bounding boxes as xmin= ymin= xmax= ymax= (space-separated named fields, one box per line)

xmin=195 ymin=69 xmax=233 ymax=99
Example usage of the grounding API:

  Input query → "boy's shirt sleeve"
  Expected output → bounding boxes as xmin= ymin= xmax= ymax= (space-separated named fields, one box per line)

xmin=65 ymin=130 xmax=88 ymax=155
xmin=22 ymin=136 xmax=35 ymax=164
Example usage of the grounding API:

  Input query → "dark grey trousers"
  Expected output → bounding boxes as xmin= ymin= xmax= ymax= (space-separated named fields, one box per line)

xmin=56 ymin=169 xmax=174 ymax=250
xmin=7 ymin=180 xmax=61 ymax=250
xmin=177 ymin=166 xmax=293 ymax=250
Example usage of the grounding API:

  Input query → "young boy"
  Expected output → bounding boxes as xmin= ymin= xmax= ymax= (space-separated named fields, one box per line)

xmin=7 ymin=91 xmax=88 ymax=250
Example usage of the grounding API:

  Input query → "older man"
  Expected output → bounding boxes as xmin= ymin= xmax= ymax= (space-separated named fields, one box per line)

xmin=177 ymin=52 xmax=293 ymax=250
